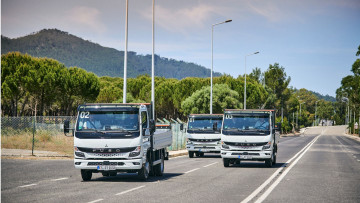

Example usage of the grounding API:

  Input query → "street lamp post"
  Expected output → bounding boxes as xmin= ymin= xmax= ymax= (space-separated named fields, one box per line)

xmin=244 ymin=51 xmax=259 ymax=109
xmin=151 ymin=0 xmax=155 ymax=119
xmin=315 ymin=100 xmax=319 ymax=126
xmin=210 ymin=19 xmax=232 ymax=114
xmin=123 ymin=0 xmax=129 ymax=103
xmin=300 ymin=102 xmax=305 ymax=127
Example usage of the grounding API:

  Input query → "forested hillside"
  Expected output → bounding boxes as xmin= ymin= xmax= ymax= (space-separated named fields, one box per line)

xmin=1 ymin=29 xmax=221 ymax=79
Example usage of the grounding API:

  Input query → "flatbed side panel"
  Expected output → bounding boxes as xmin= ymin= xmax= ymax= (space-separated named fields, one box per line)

xmin=153 ymin=129 xmax=172 ymax=150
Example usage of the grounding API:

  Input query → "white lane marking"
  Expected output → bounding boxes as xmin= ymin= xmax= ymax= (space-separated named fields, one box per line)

xmin=184 ymin=168 xmax=200 ymax=174
xmin=169 ymin=155 xmax=187 ymax=160
xmin=87 ymin=199 xmax=104 ymax=203
xmin=115 ymin=185 xmax=145 ymax=196
xmin=357 ymin=160 xmax=360 ymax=162
xmin=255 ymin=135 xmax=320 ymax=203
xmin=19 ymin=183 xmax=37 ymax=188
xmin=203 ymin=162 xmax=218 ymax=168
xmin=241 ymin=135 xmax=320 ymax=203
xmin=51 ymin=177 xmax=69 ymax=181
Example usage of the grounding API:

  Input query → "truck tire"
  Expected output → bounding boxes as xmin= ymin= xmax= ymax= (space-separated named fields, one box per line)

xmin=189 ymin=151 xmax=194 ymax=158
xmin=81 ymin=170 xmax=92 ymax=181
xmin=223 ymin=158 xmax=230 ymax=167
xmin=272 ymin=148 xmax=277 ymax=165
xmin=138 ymin=158 xmax=150 ymax=180
xmin=265 ymin=152 xmax=274 ymax=167
xmin=154 ymin=152 xmax=164 ymax=176
xmin=199 ymin=152 xmax=204 ymax=157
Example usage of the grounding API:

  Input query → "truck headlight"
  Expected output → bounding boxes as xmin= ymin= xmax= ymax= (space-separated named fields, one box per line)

xmin=186 ymin=138 xmax=193 ymax=144
xmin=74 ymin=146 xmax=85 ymax=157
xmin=262 ymin=141 xmax=271 ymax=150
xmin=221 ymin=141 xmax=229 ymax=149
xmin=129 ymin=146 xmax=141 ymax=157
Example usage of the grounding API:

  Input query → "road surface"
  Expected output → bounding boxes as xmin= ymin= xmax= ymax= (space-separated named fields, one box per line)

xmin=2 ymin=126 xmax=359 ymax=203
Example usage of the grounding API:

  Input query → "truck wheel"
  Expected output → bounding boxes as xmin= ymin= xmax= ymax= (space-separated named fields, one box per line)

xmin=189 ymin=151 xmax=194 ymax=158
xmin=138 ymin=159 xmax=150 ymax=180
xmin=195 ymin=152 xmax=200 ymax=157
xmin=272 ymin=151 xmax=277 ymax=165
xmin=265 ymin=152 xmax=274 ymax=167
xmin=223 ymin=158 xmax=230 ymax=167
xmin=81 ymin=170 xmax=92 ymax=181
xmin=154 ymin=152 xmax=164 ymax=176
xmin=199 ymin=152 xmax=204 ymax=157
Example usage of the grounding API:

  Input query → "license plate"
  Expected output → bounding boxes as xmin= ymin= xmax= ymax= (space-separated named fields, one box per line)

xmin=97 ymin=165 xmax=116 ymax=171
xmin=238 ymin=155 xmax=252 ymax=159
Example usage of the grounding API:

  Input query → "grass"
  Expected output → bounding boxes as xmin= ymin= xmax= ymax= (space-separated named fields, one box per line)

xmin=1 ymin=128 xmax=74 ymax=156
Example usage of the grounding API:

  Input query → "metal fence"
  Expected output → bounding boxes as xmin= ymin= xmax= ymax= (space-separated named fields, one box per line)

xmin=1 ymin=116 xmax=186 ymax=153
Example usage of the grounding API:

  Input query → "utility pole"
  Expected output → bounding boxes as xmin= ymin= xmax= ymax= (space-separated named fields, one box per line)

xmin=123 ymin=0 xmax=129 ymax=103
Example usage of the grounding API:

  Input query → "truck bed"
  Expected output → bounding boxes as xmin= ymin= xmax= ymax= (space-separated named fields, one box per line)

xmin=153 ymin=125 xmax=172 ymax=150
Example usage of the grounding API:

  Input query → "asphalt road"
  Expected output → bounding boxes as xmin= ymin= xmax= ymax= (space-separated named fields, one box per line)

xmin=2 ymin=126 xmax=359 ymax=203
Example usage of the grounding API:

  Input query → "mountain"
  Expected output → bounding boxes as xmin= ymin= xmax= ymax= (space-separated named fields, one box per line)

xmin=310 ymin=91 xmax=336 ymax=102
xmin=1 ymin=29 xmax=221 ymax=79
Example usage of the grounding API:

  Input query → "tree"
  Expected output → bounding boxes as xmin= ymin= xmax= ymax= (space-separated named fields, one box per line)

xmin=181 ymin=84 xmax=241 ymax=116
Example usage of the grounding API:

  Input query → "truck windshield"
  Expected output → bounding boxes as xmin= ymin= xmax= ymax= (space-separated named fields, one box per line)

xmin=188 ymin=118 xmax=222 ymax=131
xmin=76 ymin=111 xmax=139 ymax=132
xmin=223 ymin=114 xmax=270 ymax=135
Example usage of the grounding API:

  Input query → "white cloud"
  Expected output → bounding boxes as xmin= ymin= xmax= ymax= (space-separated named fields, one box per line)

xmin=66 ymin=6 xmax=107 ymax=34
xmin=141 ymin=4 xmax=229 ymax=34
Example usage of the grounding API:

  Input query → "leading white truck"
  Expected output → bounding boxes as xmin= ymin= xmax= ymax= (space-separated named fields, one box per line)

xmin=64 ymin=103 xmax=172 ymax=181
xmin=186 ymin=114 xmax=223 ymax=158
xmin=220 ymin=109 xmax=280 ymax=167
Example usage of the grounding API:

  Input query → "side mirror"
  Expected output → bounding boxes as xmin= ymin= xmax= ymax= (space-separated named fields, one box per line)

xmin=275 ymin=122 xmax=281 ymax=131
xmin=213 ymin=122 xmax=218 ymax=131
xmin=63 ymin=120 xmax=74 ymax=136
xmin=149 ymin=119 xmax=155 ymax=134
xmin=180 ymin=123 xmax=184 ymax=131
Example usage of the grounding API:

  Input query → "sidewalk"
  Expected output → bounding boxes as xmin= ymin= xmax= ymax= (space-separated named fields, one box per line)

xmin=1 ymin=148 xmax=188 ymax=159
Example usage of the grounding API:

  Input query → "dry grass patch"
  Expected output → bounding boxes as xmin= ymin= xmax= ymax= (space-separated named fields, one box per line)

xmin=2 ymin=128 xmax=74 ymax=156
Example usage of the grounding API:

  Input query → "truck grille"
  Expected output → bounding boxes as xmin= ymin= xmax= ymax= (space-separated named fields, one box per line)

xmin=231 ymin=152 xmax=260 ymax=156
xmin=224 ymin=142 xmax=267 ymax=147
xmin=78 ymin=147 xmax=136 ymax=153
xmin=189 ymin=138 xmax=220 ymax=142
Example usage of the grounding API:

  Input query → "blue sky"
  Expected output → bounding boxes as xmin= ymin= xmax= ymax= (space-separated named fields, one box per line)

xmin=2 ymin=0 xmax=360 ymax=97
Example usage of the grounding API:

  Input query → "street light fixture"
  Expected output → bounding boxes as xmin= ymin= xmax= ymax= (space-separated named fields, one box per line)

xmin=210 ymin=19 xmax=232 ymax=114
xmin=244 ymin=51 xmax=259 ymax=109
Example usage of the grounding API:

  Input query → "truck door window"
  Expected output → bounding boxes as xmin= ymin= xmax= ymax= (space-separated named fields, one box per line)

xmin=141 ymin=111 xmax=147 ymax=129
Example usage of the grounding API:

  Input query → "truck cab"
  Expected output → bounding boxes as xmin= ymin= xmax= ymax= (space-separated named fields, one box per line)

xmin=186 ymin=114 xmax=223 ymax=158
xmin=220 ymin=109 xmax=280 ymax=167
xmin=64 ymin=103 xmax=172 ymax=181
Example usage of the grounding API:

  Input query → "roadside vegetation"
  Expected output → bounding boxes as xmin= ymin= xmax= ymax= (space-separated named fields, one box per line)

xmin=2 ymin=46 xmax=359 ymax=135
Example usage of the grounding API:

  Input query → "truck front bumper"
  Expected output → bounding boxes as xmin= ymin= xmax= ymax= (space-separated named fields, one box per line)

xmin=186 ymin=144 xmax=221 ymax=153
xmin=74 ymin=158 xmax=144 ymax=171
xmin=221 ymin=150 xmax=272 ymax=160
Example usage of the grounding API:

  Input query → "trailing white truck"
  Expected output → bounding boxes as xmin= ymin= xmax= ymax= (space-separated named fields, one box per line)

xmin=64 ymin=103 xmax=172 ymax=181
xmin=186 ymin=114 xmax=223 ymax=158
xmin=221 ymin=109 xmax=280 ymax=167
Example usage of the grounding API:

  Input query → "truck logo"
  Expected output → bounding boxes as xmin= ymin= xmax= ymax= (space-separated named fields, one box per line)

xmin=105 ymin=144 xmax=108 ymax=148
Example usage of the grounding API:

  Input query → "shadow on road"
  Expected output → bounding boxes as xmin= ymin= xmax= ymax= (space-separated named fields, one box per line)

xmin=88 ymin=172 xmax=183 ymax=183
xmin=227 ymin=162 xmax=286 ymax=169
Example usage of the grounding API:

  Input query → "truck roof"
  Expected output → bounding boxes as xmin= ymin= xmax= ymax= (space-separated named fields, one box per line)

xmin=77 ymin=103 xmax=151 ymax=111
xmin=224 ymin=109 xmax=275 ymax=114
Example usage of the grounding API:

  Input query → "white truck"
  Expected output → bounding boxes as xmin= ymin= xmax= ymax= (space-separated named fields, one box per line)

xmin=64 ymin=103 xmax=172 ymax=181
xmin=186 ymin=114 xmax=223 ymax=158
xmin=220 ymin=109 xmax=280 ymax=167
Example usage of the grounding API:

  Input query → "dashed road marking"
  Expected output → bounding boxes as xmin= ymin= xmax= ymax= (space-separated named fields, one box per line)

xmin=19 ymin=183 xmax=37 ymax=188
xmin=51 ymin=177 xmax=69 ymax=181
xmin=184 ymin=168 xmax=200 ymax=174
xmin=87 ymin=199 xmax=103 ymax=203
xmin=115 ymin=185 xmax=145 ymax=196
xmin=203 ymin=162 xmax=218 ymax=168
